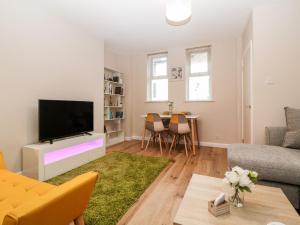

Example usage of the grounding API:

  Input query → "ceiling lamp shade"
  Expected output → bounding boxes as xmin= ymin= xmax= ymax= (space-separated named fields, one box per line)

xmin=166 ymin=0 xmax=192 ymax=26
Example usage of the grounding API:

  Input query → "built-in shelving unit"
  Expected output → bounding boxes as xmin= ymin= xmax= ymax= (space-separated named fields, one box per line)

xmin=104 ymin=67 xmax=125 ymax=147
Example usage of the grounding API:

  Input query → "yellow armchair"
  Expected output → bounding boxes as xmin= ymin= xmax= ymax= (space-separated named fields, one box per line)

xmin=0 ymin=152 xmax=98 ymax=225
xmin=0 ymin=152 xmax=6 ymax=170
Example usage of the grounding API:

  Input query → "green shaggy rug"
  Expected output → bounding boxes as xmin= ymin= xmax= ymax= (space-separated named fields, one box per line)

xmin=47 ymin=152 xmax=170 ymax=225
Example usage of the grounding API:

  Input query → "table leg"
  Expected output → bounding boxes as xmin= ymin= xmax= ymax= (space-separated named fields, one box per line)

xmin=195 ymin=119 xmax=200 ymax=149
xmin=191 ymin=118 xmax=196 ymax=155
xmin=141 ymin=120 xmax=146 ymax=149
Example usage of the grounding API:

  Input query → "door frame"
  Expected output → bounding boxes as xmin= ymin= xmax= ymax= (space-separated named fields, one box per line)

xmin=241 ymin=40 xmax=253 ymax=144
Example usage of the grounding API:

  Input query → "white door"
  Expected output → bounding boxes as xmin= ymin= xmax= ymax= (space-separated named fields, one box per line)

xmin=242 ymin=41 xmax=253 ymax=144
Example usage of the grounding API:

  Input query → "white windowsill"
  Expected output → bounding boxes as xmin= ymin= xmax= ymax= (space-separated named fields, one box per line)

xmin=144 ymin=100 xmax=169 ymax=103
xmin=185 ymin=99 xmax=215 ymax=102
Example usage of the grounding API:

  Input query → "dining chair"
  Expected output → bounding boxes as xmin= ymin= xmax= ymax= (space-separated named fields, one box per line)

xmin=168 ymin=113 xmax=192 ymax=156
xmin=144 ymin=113 xmax=168 ymax=154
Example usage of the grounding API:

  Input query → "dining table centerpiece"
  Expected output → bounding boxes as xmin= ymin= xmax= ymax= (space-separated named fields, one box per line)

xmin=168 ymin=101 xmax=174 ymax=114
xmin=223 ymin=166 xmax=258 ymax=207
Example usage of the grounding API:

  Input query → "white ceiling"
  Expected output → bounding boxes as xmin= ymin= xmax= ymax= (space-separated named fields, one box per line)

xmin=39 ymin=0 xmax=278 ymax=52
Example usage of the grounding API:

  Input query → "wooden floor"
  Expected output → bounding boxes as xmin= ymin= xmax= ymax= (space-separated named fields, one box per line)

xmin=107 ymin=140 xmax=228 ymax=225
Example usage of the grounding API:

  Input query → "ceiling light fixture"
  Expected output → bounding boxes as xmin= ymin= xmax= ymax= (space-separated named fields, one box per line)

xmin=166 ymin=0 xmax=192 ymax=26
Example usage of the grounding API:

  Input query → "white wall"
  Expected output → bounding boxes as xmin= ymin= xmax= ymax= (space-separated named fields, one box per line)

xmin=0 ymin=0 xmax=104 ymax=172
xmin=251 ymin=0 xmax=300 ymax=144
xmin=131 ymin=39 xmax=239 ymax=145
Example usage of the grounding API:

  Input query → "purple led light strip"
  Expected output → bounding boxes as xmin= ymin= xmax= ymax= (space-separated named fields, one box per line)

xmin=44 ymin=138 xmax=104 ymax=165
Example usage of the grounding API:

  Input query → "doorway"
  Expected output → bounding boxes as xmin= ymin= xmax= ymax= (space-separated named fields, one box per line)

xmin=242 ymin=41 xmax=253 ymax=144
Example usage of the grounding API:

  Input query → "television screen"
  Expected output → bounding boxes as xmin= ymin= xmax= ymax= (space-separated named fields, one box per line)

xmin=39 ymin=100 xmax=94 ymax=142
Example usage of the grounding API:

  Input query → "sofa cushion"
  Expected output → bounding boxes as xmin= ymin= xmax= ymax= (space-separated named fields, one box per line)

xmin=227 ymin=144 xmax=300 ymax=186
xmin=282 ymin=130 xmax=300 ymax=149
xmin=0 ymin=170 xmax=55 ymax=224
xmin=285 ymin=107 xmax=300 ymax=131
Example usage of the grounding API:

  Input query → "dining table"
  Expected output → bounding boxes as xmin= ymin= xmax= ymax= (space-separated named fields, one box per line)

xmin=140 ymin=114 xmax=200 ymax=155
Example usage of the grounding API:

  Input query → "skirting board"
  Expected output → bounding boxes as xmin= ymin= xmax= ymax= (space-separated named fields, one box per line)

xmin=125 ymin=136 xmax=229 ymax=149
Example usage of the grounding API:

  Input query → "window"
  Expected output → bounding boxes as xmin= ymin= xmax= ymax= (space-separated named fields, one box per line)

xmin=147 ymin=53 xmax=168 ymax=101
xmin=186 ymin=46 xmax=212 ymax=101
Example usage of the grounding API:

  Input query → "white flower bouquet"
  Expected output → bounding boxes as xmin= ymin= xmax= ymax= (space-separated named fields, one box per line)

xmin=223 ymin=166 xmax=258 ymax=207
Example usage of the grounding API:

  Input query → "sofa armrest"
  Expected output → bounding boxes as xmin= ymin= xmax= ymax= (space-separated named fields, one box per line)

xmin=265 ymin=127 xmax=287 ymax=146
xmin=0 ymin=151 xmax=6 ymax=170
xmin=3 ymin=171 xmax=98 ymax=225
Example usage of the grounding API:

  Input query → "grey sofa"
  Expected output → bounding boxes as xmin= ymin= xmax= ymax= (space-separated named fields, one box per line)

xmin=228 ymin=127 xmax=300 ymax=209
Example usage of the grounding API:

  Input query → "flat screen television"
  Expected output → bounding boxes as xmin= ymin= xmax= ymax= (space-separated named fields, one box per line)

xmin=39 ymin=100 xmax=94 ymax=143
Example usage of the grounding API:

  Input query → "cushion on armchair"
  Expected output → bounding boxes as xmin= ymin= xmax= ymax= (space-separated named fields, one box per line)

xmin=0 ymin=152 xmax=6 ymax=169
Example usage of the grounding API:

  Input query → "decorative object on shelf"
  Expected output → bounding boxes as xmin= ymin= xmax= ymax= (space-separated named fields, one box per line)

xmin=169 ymin=66 xmax=184 ymax=80
xmin=115 ymin=111 xmax=123 ymax=119
xmin=109 ymin=111 xmax=113 ymax=120
xmin=115 ymin=86 xmax=123 ymax=95
xmin=104 ymin=72 xmax=108 ymax=80
xmin=109 ymin=96 xmax=113 ymax=106
xmin=166 ymin=0 xmax=192 ymax=26
xmin=223 ymin=166 xmax=258 ymax=208
xmin=108 ymin=73 xmax=113 ymax=81
xmin=109 ymin=84 xmax=113 ymax=94
xmin=113 ymin=75 xmax=119 ymax=83
xmin=104 ymin=125 xmax=107 ymax=133
xmin=168 ymin=101 xmax=174 ymax=114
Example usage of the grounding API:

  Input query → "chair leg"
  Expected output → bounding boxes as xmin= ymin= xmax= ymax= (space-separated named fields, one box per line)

xmin=169 ymin=135 xmax=176 ymax=155
xmin=162 ymin=134 xmax=168 ymax=150
xmin=158 ymin=133 xmax=163 ymax=155
xmin=74 ymin=215 xmax=85 ymax=225
xmin=186 ymin=135 xmax=192 ymax=152
xmin=174 ymin=135 xmax=178 ymax=150
xmin=145 ymin=133 xmax=152 ymax=151
xmin=189 ymin=133 xmax=193 ymax=150
xmin=184 ymin=135 xmax=188 ymax=157
xmin=151 ymin=133 xmax=155 ymax=146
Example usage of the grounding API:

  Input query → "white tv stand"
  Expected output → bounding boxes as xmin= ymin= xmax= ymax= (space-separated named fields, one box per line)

xmin=22 ymin=133 xmax=106 ymax=181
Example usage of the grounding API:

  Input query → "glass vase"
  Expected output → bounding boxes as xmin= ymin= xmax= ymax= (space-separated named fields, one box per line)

xmin=229 ymin=187 xmax=244 ymax=208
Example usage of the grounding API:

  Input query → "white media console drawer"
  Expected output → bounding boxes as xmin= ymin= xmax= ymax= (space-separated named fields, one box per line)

xmin=22 ymin=133 xmax=106 ymax=181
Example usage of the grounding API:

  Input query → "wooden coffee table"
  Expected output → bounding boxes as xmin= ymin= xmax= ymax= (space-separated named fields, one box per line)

xmin=174 ymin=174 xmax=300 ymax=225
